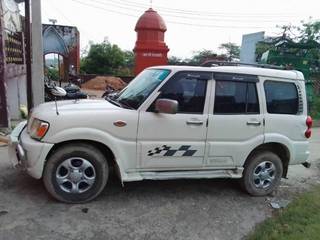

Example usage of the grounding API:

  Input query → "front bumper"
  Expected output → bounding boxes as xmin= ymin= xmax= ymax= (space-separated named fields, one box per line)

xmin=8 ymin=121 xmax=54 ymax=179
xmin=8 ymin=121 xmax=28 ymax=169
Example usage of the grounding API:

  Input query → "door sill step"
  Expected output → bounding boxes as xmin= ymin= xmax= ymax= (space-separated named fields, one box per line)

xmin=135 ymin=168 xmax=243 ymax=181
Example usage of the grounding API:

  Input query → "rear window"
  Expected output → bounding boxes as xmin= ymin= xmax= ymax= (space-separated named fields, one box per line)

xmin=214 ymin=81 xmax=259 ymax=114
xmin=264 ymin=81 xmax=299 ymax=114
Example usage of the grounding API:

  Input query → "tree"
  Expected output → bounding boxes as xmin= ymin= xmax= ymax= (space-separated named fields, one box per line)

xmin=80 ymin=40 xmax=125 ymax=75
xmin=255 ymin=42 xmax=275 ymax=62
xmin=298 ymin=19 xmax=320 ymax=42
xmin=117 ymin=50 xmax=134 ymax=75
xmin=188 ymin=49 xmax=220 ymax=65
xmin=168 ymin=56 xmax=184 ymax=65
xmin=218 ymin=42 xmax=240 ymax=61
xmin=255 ymin=19 xmax=320 ymax=62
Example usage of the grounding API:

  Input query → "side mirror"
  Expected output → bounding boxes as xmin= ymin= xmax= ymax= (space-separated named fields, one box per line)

xmin=51 ymin=86 xmax=67 ymax=97
xmin=155 ymin=98 xmax=178 ymax=114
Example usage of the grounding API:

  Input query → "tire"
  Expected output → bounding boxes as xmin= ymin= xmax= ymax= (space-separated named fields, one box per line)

xmin=241 ymin=151 xmax=283 ymax=196
xmin=43 ymin=143 xmax=108 ymax=203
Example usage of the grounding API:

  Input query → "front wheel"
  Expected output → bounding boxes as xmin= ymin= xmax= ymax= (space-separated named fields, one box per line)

xmin=43 ymin=143 xmax=108 ymax=203
xmin=241 ymin=151 xmax=283 ymax=196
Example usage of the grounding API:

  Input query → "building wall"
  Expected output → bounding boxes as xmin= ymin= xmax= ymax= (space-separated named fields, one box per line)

xmin=0 ymin=0 xmax=26 ymax=127
xmin=5 ymin=64 xmax=26 ymax=120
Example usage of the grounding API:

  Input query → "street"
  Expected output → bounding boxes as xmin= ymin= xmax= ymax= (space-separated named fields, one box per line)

xmin=0 ymin=129 xmax=319 ymax=240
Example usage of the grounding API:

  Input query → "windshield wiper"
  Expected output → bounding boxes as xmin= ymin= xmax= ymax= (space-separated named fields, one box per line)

xmin=107 ymin=96 xmax=134 ymax=109
xmin=106 ymin=96 xmax=121 ymax=107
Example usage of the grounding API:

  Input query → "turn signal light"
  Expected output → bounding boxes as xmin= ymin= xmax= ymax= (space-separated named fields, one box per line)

xmin=30 ymin=118 xmax=50 ymax=140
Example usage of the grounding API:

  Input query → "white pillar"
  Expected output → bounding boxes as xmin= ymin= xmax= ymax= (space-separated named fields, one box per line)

xmin=31 ymin=0 xmax=44 ymax=106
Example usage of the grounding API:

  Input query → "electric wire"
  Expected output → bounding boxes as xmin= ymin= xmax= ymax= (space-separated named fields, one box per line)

xmin=69 ymin=0 xmax=281 ymax=29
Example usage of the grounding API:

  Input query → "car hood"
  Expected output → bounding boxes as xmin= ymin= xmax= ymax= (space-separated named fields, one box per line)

xmin=33 ymin=99 xmax=121 ymax=115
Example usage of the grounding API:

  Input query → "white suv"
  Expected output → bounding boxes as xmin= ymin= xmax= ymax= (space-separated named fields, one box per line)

xmin=9 ymin=66 xmax=312 ymax=203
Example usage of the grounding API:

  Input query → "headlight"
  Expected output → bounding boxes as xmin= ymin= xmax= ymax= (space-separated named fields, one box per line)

xmin=29 ymin=118 xmax=50 ymax=140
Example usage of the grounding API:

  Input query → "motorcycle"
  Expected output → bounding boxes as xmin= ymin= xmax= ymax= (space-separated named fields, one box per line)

xmin=45 ymin=78 xmax=88 ymax=102
xmin=101 ymin=84 xmax=118 ymax=98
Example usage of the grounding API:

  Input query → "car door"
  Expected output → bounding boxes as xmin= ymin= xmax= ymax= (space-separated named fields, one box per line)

xmin=137 ymin=71 xmax=212 ymax=169
xmin=206 ymin=73 xmax=265 ymax=167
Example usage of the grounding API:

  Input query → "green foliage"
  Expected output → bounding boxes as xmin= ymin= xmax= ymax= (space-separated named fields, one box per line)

xmin=255 ymin=42 xmax=274 ymax=62
xmin=188 ymin=49 xmax=219 ymax=65
xmin=310 ymin=94 xmax=320 ymax=119
xmin=168 ymin=56 xmax=184 ymax=65
xmin=118 ymin=50 xmax=134 ymax=76
xmin=169 ymin=48 xmax=228 ymax=66
xmin=218 ymin=42 xmax=240 ymax=61
xmin=247 ymin=186 xmax=320 ymax=240
xmin=46 ymin=67 xmax=59 ymax=81
xmin=19 ymin=105 xmax=28 ymax=119
xmin=298 ymin=19 xmax=320 ymax=42
xmin=80 ymin=41 xmax=134 ymax=75
xmin=257 ymin=20 xmax=320 ymax=59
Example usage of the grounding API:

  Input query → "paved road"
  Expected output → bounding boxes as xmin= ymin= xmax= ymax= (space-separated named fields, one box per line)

xmin=0 ymin=129 xmax=319 ymax=240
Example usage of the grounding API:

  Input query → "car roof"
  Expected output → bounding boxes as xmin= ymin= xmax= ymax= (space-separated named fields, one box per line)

xmin=149 ymin=65 xmax=305 ymax=80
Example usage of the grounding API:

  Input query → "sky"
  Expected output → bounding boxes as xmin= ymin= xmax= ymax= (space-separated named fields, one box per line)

xmin=38 ymin=0 xmax=319 ymax=58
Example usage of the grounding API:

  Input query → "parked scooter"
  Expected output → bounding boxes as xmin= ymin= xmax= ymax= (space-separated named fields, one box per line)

xmin=45 ymin=78 xmax=88 ymax=102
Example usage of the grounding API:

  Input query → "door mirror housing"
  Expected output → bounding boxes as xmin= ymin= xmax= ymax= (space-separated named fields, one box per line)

xmin=155 ymin=99 xmax=178 ymax=114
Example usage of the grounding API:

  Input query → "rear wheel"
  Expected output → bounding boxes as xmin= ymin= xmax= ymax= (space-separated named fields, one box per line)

xmin=241 ymin=151 xmax=283 ymax=196
xmin=43 ymin=143 xmax=108 ymax=203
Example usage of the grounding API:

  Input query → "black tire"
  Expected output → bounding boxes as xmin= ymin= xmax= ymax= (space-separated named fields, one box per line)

xmin=43 ymin=143 xmax=108 ymax=203
xmin=241 ymin=151 xmax=283 ymax=196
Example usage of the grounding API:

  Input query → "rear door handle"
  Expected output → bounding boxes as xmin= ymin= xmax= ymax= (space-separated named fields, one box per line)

xmin=246 ymin=121 xmax=261 ymax=126
xmin=186 ymin=120 xmax=204 ymax=125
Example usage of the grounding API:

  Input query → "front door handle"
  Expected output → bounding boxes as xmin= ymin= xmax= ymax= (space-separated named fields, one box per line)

xmin=246 ymin=121 xmax=261 ymax=126
xmin=186 ymin=120 xmax=204 ymax=126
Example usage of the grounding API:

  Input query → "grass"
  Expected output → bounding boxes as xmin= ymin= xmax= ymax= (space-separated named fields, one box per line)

xmin=247 ymin=186 xmax=320 ymax=240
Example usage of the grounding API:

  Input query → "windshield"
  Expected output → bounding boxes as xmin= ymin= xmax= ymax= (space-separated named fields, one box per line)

xmin=115 ymin=69 xmax=170 ymax=109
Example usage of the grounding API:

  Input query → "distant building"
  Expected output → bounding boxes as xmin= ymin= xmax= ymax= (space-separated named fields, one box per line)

xmin=43 ymin=24 xmax=80 ymax=81
xmin=133 ymin=8 xmax=169 ymax=75
xmin=0 ymin=0 xmax=26 ymax=127
xmin=240 ymin=32 xmax=265 ymax=64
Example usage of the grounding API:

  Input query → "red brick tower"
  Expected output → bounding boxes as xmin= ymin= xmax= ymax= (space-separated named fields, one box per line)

xmin=134 ymin=8 xmax=169 ymax=75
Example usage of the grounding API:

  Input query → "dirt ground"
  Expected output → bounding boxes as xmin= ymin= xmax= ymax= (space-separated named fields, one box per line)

xmin=0 ymin=129 xmax=319 ymax=240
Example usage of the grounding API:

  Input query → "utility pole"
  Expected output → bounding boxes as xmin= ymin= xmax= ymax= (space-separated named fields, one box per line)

xmin=25 ymin=0 xmax=33 ymax=112
xmin=0 ymin=1 xmax=9 ymax=127
xmin=31 ymin=0 xmax=44 ymax=106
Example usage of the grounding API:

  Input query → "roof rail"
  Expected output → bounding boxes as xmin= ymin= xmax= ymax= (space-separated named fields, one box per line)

xmin=200 ymin=60 xmax=285 ymax=70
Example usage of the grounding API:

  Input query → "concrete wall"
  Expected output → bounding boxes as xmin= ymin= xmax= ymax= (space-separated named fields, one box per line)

xmin=5 ymin=64 xmax=27 ymax=120
xmin=240 ymin=32 xmax=265 ymax=64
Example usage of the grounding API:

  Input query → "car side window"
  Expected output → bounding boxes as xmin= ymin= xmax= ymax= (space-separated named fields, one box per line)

xmin=214 ymin=81 xmax=259 ymax=114
xmin=264 ymin=81 xmax=299 ymax=114
xmin=149 ymin=71 xmax=210 ymax=114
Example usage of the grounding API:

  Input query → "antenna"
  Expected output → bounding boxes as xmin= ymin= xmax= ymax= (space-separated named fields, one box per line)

xmin=54 ymin=97 xmax=59 ymax=115
xmin=150 ymin=0 xmax=153 ymax=8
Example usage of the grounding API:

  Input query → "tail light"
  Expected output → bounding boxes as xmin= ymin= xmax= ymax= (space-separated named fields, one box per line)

xmin=305 ymin=116 xmax=313 ymax=138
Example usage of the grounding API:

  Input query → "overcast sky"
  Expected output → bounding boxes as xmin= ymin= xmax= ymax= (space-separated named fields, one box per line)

xmin=39 ymin=0 xmax=319 ymax=58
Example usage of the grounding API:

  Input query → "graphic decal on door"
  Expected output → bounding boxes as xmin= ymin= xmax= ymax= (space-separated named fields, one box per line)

xmin=147 ymin=145 xmax=197 ymax=157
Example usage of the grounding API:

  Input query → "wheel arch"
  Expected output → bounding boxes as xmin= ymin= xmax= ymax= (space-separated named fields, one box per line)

xmin=244 ymin=142 xmax=290 ymax=178
xmin=46 ymin=139 xmax=122 ymax=180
